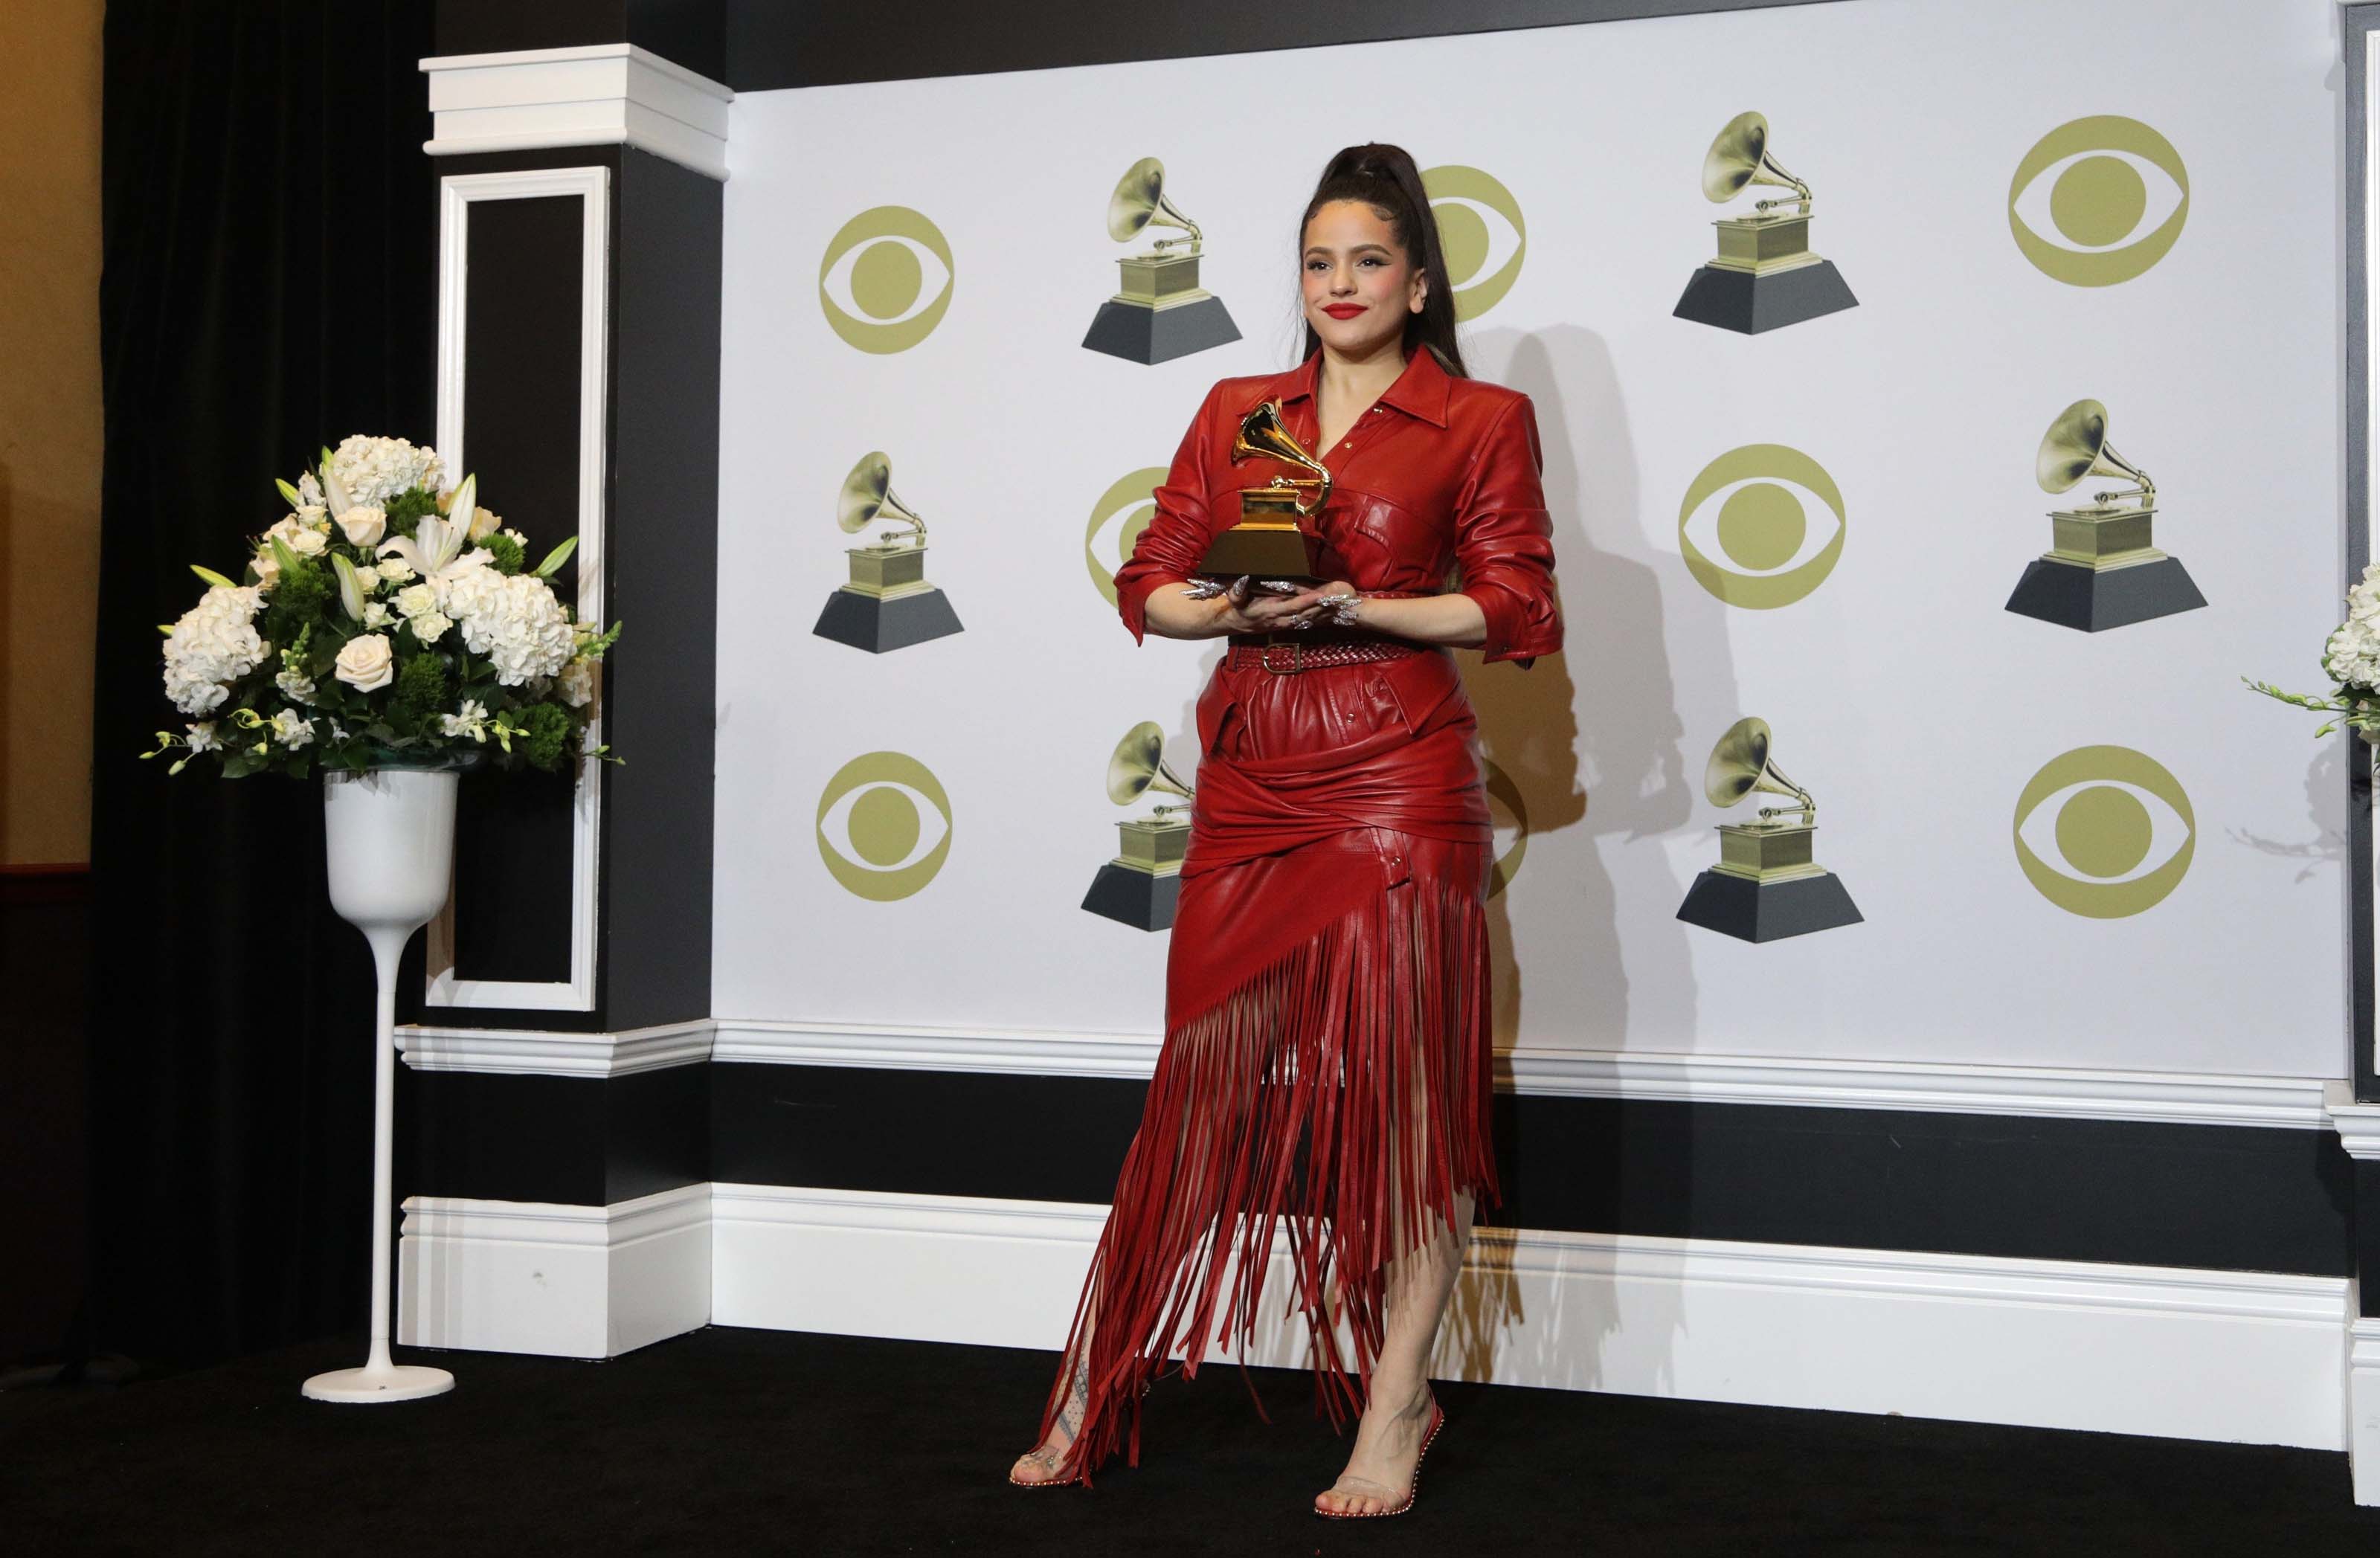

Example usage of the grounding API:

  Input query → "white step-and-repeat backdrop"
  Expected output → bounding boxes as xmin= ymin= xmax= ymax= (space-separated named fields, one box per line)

xmin=715 ymin=0 xmax=2350 ymax=1078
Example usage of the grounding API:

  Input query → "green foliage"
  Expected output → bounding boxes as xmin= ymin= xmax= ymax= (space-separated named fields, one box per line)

xmin=384 ymin=486 xmax=440 ymax=541
xmin=516 ymin=702 xmax=573 ymax=771
xmin=262 ymin=561 xmax=332 ymax=641
xmin=388 ymin=651 xmax=451 ymax=735
xmin=483 ymin=532 xmax=526 ymax=575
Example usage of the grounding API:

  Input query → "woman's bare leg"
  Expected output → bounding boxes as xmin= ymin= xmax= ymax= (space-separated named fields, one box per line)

xmin=1313 ymin=1187 xmax=1474 ymax=1515
xmin=1009 ymin=1336 xmax=1093 ymax=1484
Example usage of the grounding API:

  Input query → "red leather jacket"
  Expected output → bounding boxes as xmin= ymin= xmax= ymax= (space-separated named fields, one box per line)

xmin=1113 ymin=343 xmax=1563 ymax=667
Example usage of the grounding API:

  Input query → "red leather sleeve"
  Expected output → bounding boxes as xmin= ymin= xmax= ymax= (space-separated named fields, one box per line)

xmin=1453 ymin=395 xmax=1561 ymax=667
xmin=1115 ymin=382 xmax=1226 ymax=644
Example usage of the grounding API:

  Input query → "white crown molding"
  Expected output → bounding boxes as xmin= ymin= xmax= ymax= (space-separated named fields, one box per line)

xmin=421 ymin=43 xmax=732 ymax=181
xmin=709 ymin=1018 xmax=2333 ymax=1129
xmin=398 ymin=1018 xmax=715 ymax=1077
xmin=2326 ymin=1079 xmax=2380 ymax=1157
xmin=707 ymin=1181 xmax=2348 ymax=1452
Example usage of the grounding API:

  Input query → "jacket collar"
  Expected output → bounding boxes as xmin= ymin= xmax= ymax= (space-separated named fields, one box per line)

xmin=1276 ymin=342 xmax=1451 ymax=429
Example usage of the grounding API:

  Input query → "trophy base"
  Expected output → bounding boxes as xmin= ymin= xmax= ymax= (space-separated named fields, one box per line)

xmin=812 ymin=585 xmax=964 ymax=654
xmin=1673 ymin=258 xmax=1858 ymax=335
xmin=2003 ymin=556 xmax=2205 ymax=633
xmin=1082 ymin=294 xmax=1242 ymax=365
xmin=1082 ymin=862 xmax=1180 ymax=931
xmin=1676 ymin=867 xmax=1864 ymax=943
xmin=1197 ymin=524 xmax=1319 ymax=580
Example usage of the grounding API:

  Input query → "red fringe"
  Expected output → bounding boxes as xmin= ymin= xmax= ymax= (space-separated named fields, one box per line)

xmin=1033 ymin=872 xmax=1498 ymax=1487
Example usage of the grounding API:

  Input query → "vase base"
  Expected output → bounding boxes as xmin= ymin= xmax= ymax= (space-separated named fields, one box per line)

xmin=302 ymin=1362 xmax=455 ymax=1403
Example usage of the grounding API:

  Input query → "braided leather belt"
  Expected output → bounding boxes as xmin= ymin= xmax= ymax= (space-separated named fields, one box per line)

xmin=1221 ymin=637 xmax=1424 ymax=675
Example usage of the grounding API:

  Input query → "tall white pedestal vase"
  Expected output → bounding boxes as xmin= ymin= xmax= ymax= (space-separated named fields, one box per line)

xmin=303 ymin=765 xmax=462 ymax=1404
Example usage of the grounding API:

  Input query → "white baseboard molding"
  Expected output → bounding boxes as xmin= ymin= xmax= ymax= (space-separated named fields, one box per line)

xmin=709 ymin=1182 xmax=2350 ymax=1452
xmin=399 ymin=1183 xmax=711 ymax=1359
xmin=710 ymin=1019 xmax=2333 ymax=1130
xmin=397 ymin=1017 xmax=715 ymax=1077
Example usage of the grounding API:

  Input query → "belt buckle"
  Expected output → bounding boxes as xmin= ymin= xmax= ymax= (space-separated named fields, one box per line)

xmin=1258 ymin=637 xmax=1304 ymax=675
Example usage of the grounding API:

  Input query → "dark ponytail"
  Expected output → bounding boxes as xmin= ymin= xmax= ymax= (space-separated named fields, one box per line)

xmin=1297 ymin=143 xmax=1467 ymax=379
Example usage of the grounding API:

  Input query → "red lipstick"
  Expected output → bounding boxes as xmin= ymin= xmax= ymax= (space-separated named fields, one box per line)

xmin=1321 ymin=303 xmax=1367 ymax=320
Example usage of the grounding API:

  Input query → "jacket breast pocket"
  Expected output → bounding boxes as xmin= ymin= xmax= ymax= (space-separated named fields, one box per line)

xmin=1338 ymin=492 xmax=1449 ymax=579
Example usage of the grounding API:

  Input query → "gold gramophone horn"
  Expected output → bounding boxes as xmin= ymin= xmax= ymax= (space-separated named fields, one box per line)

xmin=1106 ymin=721 xmax=1194 ymax=809
xmin=1704 ymin=716 xmax=1815 ymax=823
xmin=1106 ymin=157 xmax=1203 ymax=252
xmin=1700 ymin=111 xmax=1812 ymax=213
xmin=2035 ymin=399 xmax=2155 ymax=509
xmin=837 ymin=451 xmax=927 ymax=544
xmin=1229 ymin=400 xmax=1333 ymax=518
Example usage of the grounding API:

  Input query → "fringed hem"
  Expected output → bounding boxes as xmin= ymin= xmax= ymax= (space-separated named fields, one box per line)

xmin=1033 ymin=866 xmax=1496 ymax=1487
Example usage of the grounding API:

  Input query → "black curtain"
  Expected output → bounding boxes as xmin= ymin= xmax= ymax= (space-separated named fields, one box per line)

xmin=91 ymin=0 xmax=436 ymax=1368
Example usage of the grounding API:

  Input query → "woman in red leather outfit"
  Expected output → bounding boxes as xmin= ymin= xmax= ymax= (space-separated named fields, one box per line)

xmin=1010 ymin=144 xmax=1561 ymax=1516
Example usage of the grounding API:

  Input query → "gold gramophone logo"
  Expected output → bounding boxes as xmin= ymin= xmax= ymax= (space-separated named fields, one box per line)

xmin=811 ymin=452 xmax=964 ymax=654
xmin=1483 ymin=759 xmax=1528 ymax=899
xmin=1084 ymin=467 xmax=1168 ymax=606
xmin=2013 ymin=746 xmax=2193 ymax=917
xmin=1678 ymin=445 xmax=1845 ymax=608
xmin=1081 ymin=158 xmax=1241 ymax=365
xmin=817 ymin=751 xmax=953 ymax=901
xmin=1421 ymin=166 xmax=1525 ymax=321
xmin=819 ymin=206 xmax=954 ymax=353
xmin=1197 ymin=400 xmax=1330 ymax=582
xmin=2004 ymin=399 xmax=2204 ymax=632
xmin=1676 ymin=717 xmax=1862 ymax=941
xmin=2009 ymin=118 xmax=2187 ymax=287
xmin=1081 ymin=721 xmax=1194 ymax=931
xmin=1673 ymin=112 xmax=1857 ymax=334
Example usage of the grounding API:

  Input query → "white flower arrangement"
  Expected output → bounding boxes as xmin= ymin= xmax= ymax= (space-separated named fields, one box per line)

xmin=144 ymin=435 xmax=622 ymax=778
xmin=2248 ymin=561 xmax=2380 ymax=744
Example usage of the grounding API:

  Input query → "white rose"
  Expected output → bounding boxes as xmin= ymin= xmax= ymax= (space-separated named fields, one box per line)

xmin=411 ymin=610 xmax=454 ymax=644
xmin=286 ymin=527 xmax=327 ymax=557
xmin=362 ymin=601 xmax=392 ymax=630
xmin=395 ymin=583 xmax=440 ymax=619
xmin=335 ymin=506 xmax=387 ymax=547
xmin=295 ymin=502 xmax=329 ymax=529
xmin=333 ymin=634 xmax=396 ymax=692
xmin=377 ymin=559 xmax=414 ymax=582
xmin=556 ymin=659 xmax=596 ymax=708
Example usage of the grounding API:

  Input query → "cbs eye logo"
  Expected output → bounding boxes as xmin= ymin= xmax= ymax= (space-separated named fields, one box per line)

xmin=2009 ymin=117 xmax=2187 ymax=287
xmin=817 ymin=752 xmax=953 ymax=901
xmin=2012 ymin=745 xmax=2193 ymax=918
xmin=1677 ymin=444 xmax=1846 ymax=609
xmin=1084 ymin=467 xmax=1168 ymax=606
xmin=1421 ymin=166 xmax=1525 ymax=321
xmin=1483 ymin=758 xmax=1529 ymax=899
xmin=819 ymin=207 xmax=955 ymax=353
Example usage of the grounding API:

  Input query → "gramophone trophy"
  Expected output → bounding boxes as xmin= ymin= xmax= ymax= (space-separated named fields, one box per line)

xmin=811 ymin=452 xmax=964 ymax=654
xmin=2004 ymin=399 xmax=2204 ymax=633
xmin=1195 ymin=400 xmax=1329 ymax=582
xmin=1081 ymin=721 xmax=1194 ymax=931
xmin=1673 ymin=112 xmax=1858 ymax=335
xmin=1676 ymin=717 xmax=1863 ymax=942
xmin=1082 ymin=157 xmax=1242 ymax=366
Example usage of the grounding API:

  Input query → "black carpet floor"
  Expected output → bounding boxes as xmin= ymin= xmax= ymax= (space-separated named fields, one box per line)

xmin=5 ymin=1324 xmax=2379 ymax=1555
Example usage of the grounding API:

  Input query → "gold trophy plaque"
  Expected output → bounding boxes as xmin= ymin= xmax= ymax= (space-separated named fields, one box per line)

xmin=1673 ymin=112 xmax=1858 ymax=335
xmin=2004 ymin=399 xmax=2204 ymax=632
xmin=1196 ymin=400 xmax=1328 ymax=582
xmin=811 ymin=452 xmax=964 ymax=654
xmin=1082 ymin=721 xmax=1194 ymax=931
xmin=1082 ymin=157 xmax=1242 ymax=366
xmin=1676 ymin=717 xmax=1863 ymax=941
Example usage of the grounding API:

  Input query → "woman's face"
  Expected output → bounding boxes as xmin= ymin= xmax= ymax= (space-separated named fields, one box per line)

xmin=1301 ymin=199 xmax=1426 ymax=358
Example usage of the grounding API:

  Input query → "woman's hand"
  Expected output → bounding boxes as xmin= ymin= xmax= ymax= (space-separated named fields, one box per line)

xmin=1144 ymin=577 xmax=1363 ymax=639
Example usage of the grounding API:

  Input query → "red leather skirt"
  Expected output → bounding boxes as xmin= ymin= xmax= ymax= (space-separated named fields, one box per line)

xmin=1038 ymin=643 xmax=1502 ymax=1485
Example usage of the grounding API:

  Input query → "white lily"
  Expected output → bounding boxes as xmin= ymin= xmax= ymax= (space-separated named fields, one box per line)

xmin=375 ymin=505 xmax=490 ymax=595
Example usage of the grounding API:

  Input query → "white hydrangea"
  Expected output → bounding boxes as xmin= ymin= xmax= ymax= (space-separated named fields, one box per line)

xmin=447 ymin=573 xmax=574 ymax=686
xmin=162 ymin=585 xmax=268 ymax=714
xmin=329 ymin=435 xmax=446 ymax=508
